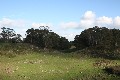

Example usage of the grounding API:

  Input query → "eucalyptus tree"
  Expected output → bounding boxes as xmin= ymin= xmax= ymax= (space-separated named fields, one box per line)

xmin=24 ymin=26 xmax=70 ymax=50
xmin=74 ymin=26 xmax=120 ymax=50
xmin=0 ymin=27 xmax=17 ymax=43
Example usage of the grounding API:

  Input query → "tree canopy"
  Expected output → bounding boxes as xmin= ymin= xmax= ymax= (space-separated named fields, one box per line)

xmin=1 ymin=26 xmax=120 ymax=51
xmin=24 ymin=26 xmax=70 ymax=50
xmin=74 ymin=26 xmax=120 ymax=50
xmin=0 ymin=27 xmax=22 ymax=43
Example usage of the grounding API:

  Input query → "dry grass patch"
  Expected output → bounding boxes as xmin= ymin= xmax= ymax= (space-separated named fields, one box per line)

xmin=104 ymin=65 xmax=120 ymax=75
xmin=93 ymin=59 xmax=115 ymax=68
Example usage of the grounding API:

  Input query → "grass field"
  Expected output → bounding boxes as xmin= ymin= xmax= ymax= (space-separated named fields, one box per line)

xmin=0 ymin=43 xmax=120 ymax=80
xmin=0 ymin=50 xmax=120 ymax=80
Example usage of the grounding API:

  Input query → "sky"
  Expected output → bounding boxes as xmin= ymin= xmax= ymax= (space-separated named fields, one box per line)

xmin=0 ymin=0 xmax=120 ymax=41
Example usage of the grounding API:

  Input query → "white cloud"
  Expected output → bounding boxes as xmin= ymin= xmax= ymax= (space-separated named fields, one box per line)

xmin=63 ymin=33 xmax=77 ymax=41
xmin=60 ymin=11 xmax=96 ymax=29
xmin=60 ymin=11 xmax=120 ymax=29
xmin=0 ymin=18 xmax=26 ymax=28
xmin=31 ymin=22 xmax=52 ymax=29
xmin=96 ymin=16 xmax=113 ymax=27
xmin=79 ymin=16 xmax=95 ymax=29
xmin=58 ymin=32 xmax=78 ymax=41
xmin=82 ymin=11 xmax=96 ymax=20
xmin=60 ymin=22 xmax=79 ymax=29
xmin=79 ymin=11 xmax=96 ymax=28
xmin=113 ymin=16 xmax=120 ymax=28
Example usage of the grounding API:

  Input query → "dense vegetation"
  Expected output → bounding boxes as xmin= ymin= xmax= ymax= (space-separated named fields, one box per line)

xmin=0 ymin=26 xmax=70 ymax=50
xmin=1 ymin=26 xmax=120 ymax=59
xmin=74 ymin=26 xmax=120 ymax=50
xmin=24 ymin=26 xmax=70 ymax=50
xmin=1 ymin=26 xmax=120 ymax=51
xmin=73 ymin=26 xmax=120 ymax=59
xmin=1 ymin=26 xmax=120 ymax=79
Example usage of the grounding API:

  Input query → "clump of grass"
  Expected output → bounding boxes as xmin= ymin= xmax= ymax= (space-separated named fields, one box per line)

xmin=104 ymin=65 xmax=120 ymax=75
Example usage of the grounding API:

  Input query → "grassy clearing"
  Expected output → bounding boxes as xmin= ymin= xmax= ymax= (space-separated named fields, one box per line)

xmin=0 ymin=51 xmax=120 ymax=80
xmin=0 ymin=43 xmax=120 ymax=80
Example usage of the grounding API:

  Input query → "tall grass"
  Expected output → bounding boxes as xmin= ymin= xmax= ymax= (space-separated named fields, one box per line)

xmin=0 ymin=43 xmax=39 ymax=57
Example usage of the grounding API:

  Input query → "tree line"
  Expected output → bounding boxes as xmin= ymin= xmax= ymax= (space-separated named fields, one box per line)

xmin=74 ymin=26 xmax=120 ymax=50
xmin=1 ymin=26 xmax=120 ymax=51
xmin=0 ymin=26 xmax=70 ymax=50
xmin=24 ymin=26 xmax=70 ymax=50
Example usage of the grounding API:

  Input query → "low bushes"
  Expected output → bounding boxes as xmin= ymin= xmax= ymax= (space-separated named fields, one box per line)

xmin=0 ymin=43 xmax=39 ymax=57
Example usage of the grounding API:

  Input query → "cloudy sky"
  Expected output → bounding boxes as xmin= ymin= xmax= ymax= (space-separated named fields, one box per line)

xmin=0 ymin=0 xmax=120 ymax=41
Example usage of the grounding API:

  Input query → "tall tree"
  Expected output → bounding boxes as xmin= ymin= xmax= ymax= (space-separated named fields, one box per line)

xmin=0 ymin=27 xmax=18 ymax=43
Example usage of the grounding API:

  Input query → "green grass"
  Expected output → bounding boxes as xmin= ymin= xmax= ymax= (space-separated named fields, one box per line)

xmin=0 ymin=51 xmax=120 ymax=80
xmin=0 ymin=43 xmax=120 ymax=80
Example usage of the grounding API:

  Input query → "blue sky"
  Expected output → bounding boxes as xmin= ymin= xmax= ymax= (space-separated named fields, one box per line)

xmin=0 ymin=0 xmax=120 ymax=41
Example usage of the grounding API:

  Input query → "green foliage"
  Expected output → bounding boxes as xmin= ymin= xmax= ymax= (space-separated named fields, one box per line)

xmin=0 ymin=51 xmax=120 ymax=80
xmin=58 ymin=37 xmax=70 ymax=50
xmin=24 ymin=26 xmax=70 ymax=50
xmin=0 ymin=27 xmax=22 ymax=43
xmin=74 ymin=26 xmax=120 ymax=50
